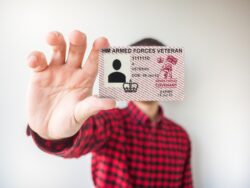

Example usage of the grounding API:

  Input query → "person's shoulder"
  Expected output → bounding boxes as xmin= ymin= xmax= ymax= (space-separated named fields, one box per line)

xmin=162 ymin=117 xmax=191 ymax=144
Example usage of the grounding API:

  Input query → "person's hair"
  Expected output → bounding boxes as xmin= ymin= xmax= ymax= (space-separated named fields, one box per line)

xmin=130 ymin=38 xmax=165 ymax=46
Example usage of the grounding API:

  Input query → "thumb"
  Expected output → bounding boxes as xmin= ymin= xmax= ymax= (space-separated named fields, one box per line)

xmin=74 ymin=96 xmax=116 ymax=124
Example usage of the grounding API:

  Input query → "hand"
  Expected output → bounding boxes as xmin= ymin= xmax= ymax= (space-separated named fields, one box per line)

xmin=26 ymin=30 xmax=115 ymax=140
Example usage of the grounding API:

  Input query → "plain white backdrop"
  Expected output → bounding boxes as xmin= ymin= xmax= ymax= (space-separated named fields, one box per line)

xmin=0 ymin=0 xmax=249 ymax=187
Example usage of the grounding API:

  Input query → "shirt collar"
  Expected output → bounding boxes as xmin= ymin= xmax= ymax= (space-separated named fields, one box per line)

xmin=126 ymin=101 xmax=164 ymax=127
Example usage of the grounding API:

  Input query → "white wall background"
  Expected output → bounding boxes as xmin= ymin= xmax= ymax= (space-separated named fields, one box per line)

xmin=0 ymin=0 xmax=249 ymax=187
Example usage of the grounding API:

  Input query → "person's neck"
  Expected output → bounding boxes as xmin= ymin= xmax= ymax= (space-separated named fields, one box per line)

xmin=133 ymin=101 xmax=159 ymax=122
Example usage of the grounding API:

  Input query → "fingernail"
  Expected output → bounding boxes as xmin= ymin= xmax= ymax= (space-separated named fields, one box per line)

xmin=53 ymin=31 xmax=61 ymax=37
xmin=28 ymin=55 xmax=37 ymax=63
xmin=48 ymin=31 xmax=60 ymax=38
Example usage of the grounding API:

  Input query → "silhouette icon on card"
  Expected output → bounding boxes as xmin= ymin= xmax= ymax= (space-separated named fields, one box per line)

xmin=108 ymin=59 xmax=126 ymax=83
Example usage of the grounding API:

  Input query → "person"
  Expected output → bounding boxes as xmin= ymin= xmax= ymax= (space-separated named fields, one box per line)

xmin=26 ymin=30 xmax=193 ymax=188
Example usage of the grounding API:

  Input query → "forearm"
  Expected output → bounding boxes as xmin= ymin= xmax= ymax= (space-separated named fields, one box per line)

xmin=27 ymin=110 xmax=113 ymax=158
xmin=27 ymin=126 xmax=79 ymax=158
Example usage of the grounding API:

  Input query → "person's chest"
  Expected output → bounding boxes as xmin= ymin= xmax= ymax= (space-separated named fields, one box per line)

xmin=92 ymin=123 xmax=187 ymax=187
xmin=123 ymin=124 xmax=186 ymax=186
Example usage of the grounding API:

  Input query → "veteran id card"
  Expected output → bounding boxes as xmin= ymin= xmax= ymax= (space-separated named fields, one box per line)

xmin=98 ymin=46 xmax=184 ymax=101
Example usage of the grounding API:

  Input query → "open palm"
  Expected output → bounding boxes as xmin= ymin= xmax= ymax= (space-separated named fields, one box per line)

xmin=27 ymin=31 xmax=115 ymax=140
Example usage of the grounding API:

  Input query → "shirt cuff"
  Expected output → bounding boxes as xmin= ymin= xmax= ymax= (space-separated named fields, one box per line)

xmin=26 ymin=125 xmax=79 ymax=155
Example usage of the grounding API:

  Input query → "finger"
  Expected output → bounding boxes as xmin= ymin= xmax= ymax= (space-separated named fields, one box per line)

xmin=82 ymin=37 xmax=110 ymax=78
xmin=27 ymin=51 xmax=48 ymax=72
xmin=46 ymin=31 xmax=66 ymax=65
xmin=74 ymin=96 xmax=116 ymax=124
xmin=67 ymin=30 xmax=87 ymax=68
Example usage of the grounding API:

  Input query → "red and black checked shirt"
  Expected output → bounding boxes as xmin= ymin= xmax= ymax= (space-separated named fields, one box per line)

xmin=27 ymin=101 xmax=193 ymax=188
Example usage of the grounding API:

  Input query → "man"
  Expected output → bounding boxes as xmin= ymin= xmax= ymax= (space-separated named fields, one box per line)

xmin=26 ymin=30 xmax=193 ymax=188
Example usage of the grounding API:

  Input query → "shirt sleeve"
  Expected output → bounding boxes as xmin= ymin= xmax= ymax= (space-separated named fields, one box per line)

xmin=182 ymin=137 xmax=193 ymax=188
xmin=27 ymin=109 xmax=117 ymax=158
